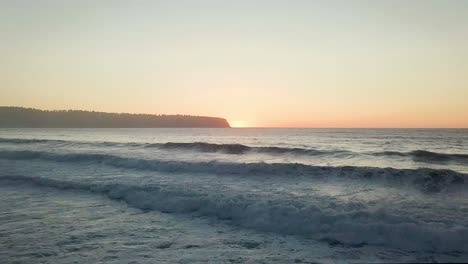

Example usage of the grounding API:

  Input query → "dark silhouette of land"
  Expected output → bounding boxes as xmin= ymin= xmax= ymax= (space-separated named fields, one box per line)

xmin=0 ymin=107 xmax=231 ymax=128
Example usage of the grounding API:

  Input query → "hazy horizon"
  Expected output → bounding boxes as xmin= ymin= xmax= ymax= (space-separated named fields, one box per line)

xmin=1 ymin=1 xmax=468 ymax=128
xmin=2 ymin=105 xmax=468 ymax=129
xmin=2 ymin=3 xmax=468 ymax=261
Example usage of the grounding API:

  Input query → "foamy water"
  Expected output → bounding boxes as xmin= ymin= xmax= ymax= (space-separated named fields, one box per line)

xmin=1 ymin=128 xmax=468 ymax=263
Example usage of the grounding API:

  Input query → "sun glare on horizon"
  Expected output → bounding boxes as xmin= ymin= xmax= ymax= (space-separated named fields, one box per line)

xmin=230 ymin=120 xmax=249 ymax=128
xmin=1 ymin=1 xmax=468 ymax=263
xmin=0 ymin=1 xmax=467 ymax=128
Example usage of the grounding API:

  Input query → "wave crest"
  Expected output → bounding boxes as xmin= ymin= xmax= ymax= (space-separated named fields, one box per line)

xmin=2 ymin=137 xmax=468 ymax=164
xmin=157 ymin=142 xmax=251 ymax=154
xmin=380 ymin=150 xmax=468 ymax=162
xmin=0 ymin=150 xmax=465 ymax=193
xmin=1 ymin=174 xmax=467 ymax=253
xmin=0 ymin=138 xmax=65 ymax=144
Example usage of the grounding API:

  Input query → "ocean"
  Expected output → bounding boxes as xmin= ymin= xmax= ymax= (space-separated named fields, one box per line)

xmin=1 ymin=128 xmax=467 ymax=263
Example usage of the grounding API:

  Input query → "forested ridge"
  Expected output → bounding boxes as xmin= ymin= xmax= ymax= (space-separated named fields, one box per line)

xmin=0 ymin=107 xmax=230 ymax=128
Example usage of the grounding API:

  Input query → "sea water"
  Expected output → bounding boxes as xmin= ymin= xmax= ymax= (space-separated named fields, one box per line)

xmin=1 ymin=128 xmax=467 ymax=263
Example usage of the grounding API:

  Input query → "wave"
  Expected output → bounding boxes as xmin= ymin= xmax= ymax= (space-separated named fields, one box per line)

xmin=0 ymin=137 xmax=137 ymax=148
xmin=0 ymin=138 xmax=66 ymax=144
xmin=155 ymin=142 xmax=252 ymax=154
xmin=378 ymin=150 xmax=468 ymax=162
xmin=0 ymin=150 xmax=465 ymax=193
xmin=1 ymin=174 xmax=467 ymax=253
xmin=2 ymin=137 xmax=468 ymax=164
xmin=155 ymin=142 xmax=338 ymax=155
xmin=0 ymin=137 xmax=340 ymax=155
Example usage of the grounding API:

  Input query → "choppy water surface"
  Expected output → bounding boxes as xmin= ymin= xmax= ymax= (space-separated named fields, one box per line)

xmin=1 ymin=128 xmax=468 ymax=263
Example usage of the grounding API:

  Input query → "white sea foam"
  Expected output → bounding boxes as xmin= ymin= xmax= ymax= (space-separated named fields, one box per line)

xmin=0 ymin=150 xmax=465 ymax=193
xmin=1 ymin=174 xmax=467 ymax=253
xmin=2 ymin=129 xmax=468 ymax=261
xmin=2 ymin=137 xmax=468 ymax=165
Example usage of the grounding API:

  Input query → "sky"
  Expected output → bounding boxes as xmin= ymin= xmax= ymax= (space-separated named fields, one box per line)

xmin=1 ymin=0 xmax=467 ymax=128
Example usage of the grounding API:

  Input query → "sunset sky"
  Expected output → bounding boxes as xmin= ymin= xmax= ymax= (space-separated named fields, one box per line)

xmin=1 ymin=0 xmax=467 ymax=128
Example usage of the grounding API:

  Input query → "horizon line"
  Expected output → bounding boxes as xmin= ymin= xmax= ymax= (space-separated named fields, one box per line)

xmin=2 ymin=106 xmax=467 ymax=129
xmin=229 ymin=127 xmax=468 ymax=129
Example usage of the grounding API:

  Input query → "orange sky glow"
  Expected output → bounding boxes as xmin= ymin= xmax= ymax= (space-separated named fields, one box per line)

xmin=1 ymin=1 xmax=467 ymax=128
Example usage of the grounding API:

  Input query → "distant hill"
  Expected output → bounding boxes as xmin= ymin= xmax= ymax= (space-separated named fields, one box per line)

xmin=0 ymin=107 xmax=230 ymax=128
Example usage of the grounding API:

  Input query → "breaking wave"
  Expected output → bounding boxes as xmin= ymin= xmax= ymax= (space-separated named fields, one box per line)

xmin=1 ymin=174 xmax=467 ymax=253
xmin=0 ymin=137 xmax=340 ymax=155
xmin=155 ymin=142 xmax=251 ymax=154
xmin=377 ymin=150 xmax=468 ymax=163
xmin=0 ymin=150 xmax=465 ymax=193
xmin=156 ymin=142 xmax=336 ymax=155
xmin=1 ymin=137 xmax=468 ymax=164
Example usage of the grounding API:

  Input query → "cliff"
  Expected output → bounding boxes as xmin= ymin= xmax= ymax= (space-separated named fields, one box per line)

xmin=0 ymin=107 xmax=231 ymax=128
